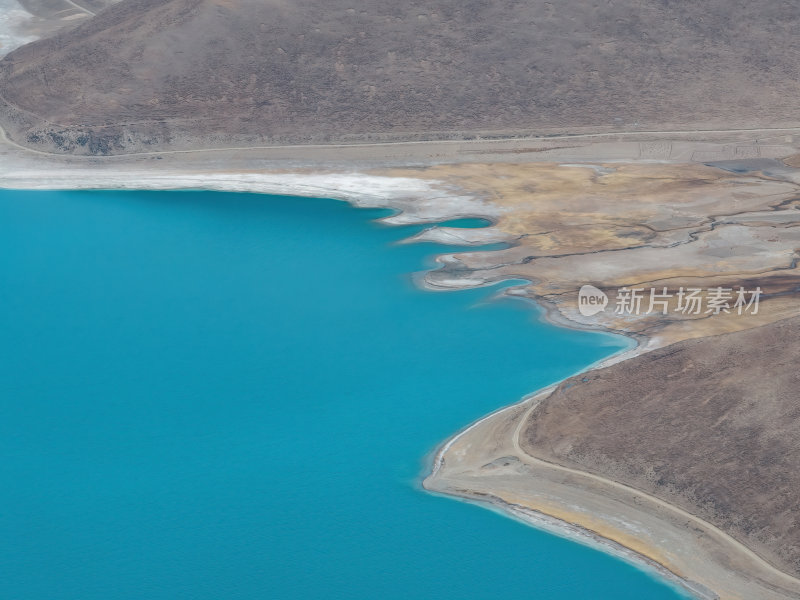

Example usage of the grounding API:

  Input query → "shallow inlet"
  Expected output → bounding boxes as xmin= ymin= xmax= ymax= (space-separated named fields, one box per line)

xmin=430 ymin=217 xmax=494 ymax=228
xmin=0 ymin=189 xmax=689 ymax=600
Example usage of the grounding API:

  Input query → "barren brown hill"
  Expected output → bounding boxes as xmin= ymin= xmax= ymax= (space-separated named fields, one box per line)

xmin=520 ymin=315 xmax=800 ymax=579
xmin=2 ymin=0 xmax=800 ymax=154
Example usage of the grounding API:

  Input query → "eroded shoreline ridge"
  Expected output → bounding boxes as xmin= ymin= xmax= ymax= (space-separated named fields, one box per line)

xmin=4 ymin=1 xmax=800 ymax=599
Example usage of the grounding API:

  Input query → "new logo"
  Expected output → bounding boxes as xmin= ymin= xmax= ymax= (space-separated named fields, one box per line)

xmin=578 ymin=285 xmax=608 ymax=316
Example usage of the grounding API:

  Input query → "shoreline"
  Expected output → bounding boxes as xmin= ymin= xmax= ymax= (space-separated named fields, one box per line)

xmin=4 ymin=137 xmax=800 ymax=599
xmin=417 ymin=339 xmax=718 ymax=600
xmin=422 ymin=381 xmax=800 ymax=600
xmin=421 ymin=392 xmax=710 ymax=600
xmin=425 ymin=336 xmax=641 ymax=480
xmin=2 ymin=160 xmax=701 ymax=595
xmin=424 ymin=477 xmax=716 ymax=600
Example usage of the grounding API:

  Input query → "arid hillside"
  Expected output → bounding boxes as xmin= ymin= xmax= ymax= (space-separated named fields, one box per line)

xmin=521 ymin=316 xmax=800 ymax=578
xmin=2 ymin=0 xmax=800 ymax=154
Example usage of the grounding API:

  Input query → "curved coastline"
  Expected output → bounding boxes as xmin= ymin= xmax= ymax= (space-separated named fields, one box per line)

xmin=0 ymin=163 xmax=728 ymax=598
xmin=417 ymin=341 xmax=720 ymax=600
xmin=0 ymin=167 xmax=697 ymax=595
xmin=419 ymin=280 xmax=800 ymax=600
xmin=421 ymin=381 xmax=798 ymax=600
xmin=3 ymin=145 xmax=799 ymax=598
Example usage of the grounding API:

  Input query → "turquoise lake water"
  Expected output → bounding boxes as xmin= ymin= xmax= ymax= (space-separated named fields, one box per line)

xmin=0 ymin=189 xmax=689 ymax=599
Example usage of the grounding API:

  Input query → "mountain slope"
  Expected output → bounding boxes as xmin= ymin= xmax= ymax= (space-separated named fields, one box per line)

xmin=2 ymin=0 xmax=800 ymax=154
xmin=522 ymin=315 xmax=800 ymax=578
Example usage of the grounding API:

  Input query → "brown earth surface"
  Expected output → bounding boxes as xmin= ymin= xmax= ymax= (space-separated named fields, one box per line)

xmin=520 ymin=315 xmax=800 ymax=580
xmin=3 ymin=0 xmax=800 ymax=154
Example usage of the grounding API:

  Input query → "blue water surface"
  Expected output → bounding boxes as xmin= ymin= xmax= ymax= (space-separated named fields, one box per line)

xmin=0 ymin=189 xmax=688 ymax=600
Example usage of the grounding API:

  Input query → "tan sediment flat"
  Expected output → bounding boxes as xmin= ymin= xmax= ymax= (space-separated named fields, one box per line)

xmin=383 ymin=159 xmax=800 ymax=350
xmin=4 ymin=127 xmax=800 ymax=599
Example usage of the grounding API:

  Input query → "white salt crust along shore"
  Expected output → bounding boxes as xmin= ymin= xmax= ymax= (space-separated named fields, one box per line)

xmin=0 ymin=166 xmax=505 ymax=226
